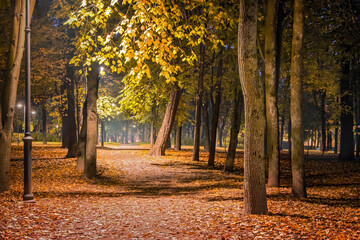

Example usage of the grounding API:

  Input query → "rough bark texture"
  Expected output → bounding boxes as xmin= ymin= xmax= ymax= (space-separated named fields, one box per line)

xmin=208 ymin=58 xmax=223 ymax=168
xmin=0 ymin=0 xmax=35 ymax=193
xmin=224 ymin=88 xmax=243 ymax=172
xmin=238 ymin=0 xmax=268 ymax=215
xmin=174 ymin=124 xmax=182 ymax=151
xmin=290 ymin=0 xmax=307 ymax=198
xmin=192 ymin=43 xmax=205 ymax=161
xmin=149 ymin=87 xmax=182 ymax=156
xmin=265 ymin=0 xmax=280 ymax=187
xmin=65 ymin=65 xmax=78 ymax=158
xmin=77 ymin=100 xmax=87 ymax=170
xmin=83 ymin=63 xmax=100 ymax=179
xmin=339 ymin=59 xmax=354 ymax=161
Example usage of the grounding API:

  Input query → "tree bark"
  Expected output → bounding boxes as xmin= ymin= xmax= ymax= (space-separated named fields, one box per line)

xmin=149 ymin=87 xmax=182 ymax=156
xmin=100 ymin=120 xmax=105 ymax=147
xmin=175 ymin=124 xmax=182 ymax=151
xmin=83 ymin=63 xmax=100 ymax=178
xmin=320 ymin=91 xmax=326 ymax=154
xmin=265 ymin=0 xmax=280 ymax=187
xmin=77 ymin=100 xmax=87 ymax=170
xmin=66 ymin=65 xmax=78 ymax=158
xmin=208 ymin=56 xmax=223 ymax=168
xmin=192 ymin=42 xmax=206 ymax=161
xmin=238 ymin=0 xmax=268 ymax=215
xmin=224 ymin=87 xmax=243 ymax=172
xmin=290 ymin=0 xmax=307 ymax=198
xmin=0 ymin=0 xmax=36 ymax=193
xmin=202 ymin=97 xmax=210 ymax=151
xmin=339 ymin=59 xmax=354 ymax=161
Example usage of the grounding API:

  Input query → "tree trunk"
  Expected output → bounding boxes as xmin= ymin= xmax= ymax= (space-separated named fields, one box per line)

xmin=290 ymin=0 xmax=307 ymax=198
xmin=208 ymin=56 xmax=223 ymax=168
xmin=334 ymin=127 xmax=338 ymax=154
xmin=149 ymin=87 xmax=182 ymax=156
xmin=279 ymin=115 xmax=285 ymax=150
xmin=150 ymin=106 xmax=156 ymax=147
xmin=83 ymin=63 xmax=100 ymax=179
xmin=175 ymin=124 xmax=182 ymax=151
xmin=320 ymin=91 xmax=326 ymax=154
xmin=66 ymin=65 xmax=78 ymax=158
xmin=202 ymin=97 xmax=210 ymax=151
xmin=100 ymin=120 xmax=105 ymax=147
xmin=224 ymin=87 xmax=243 ymax=172
xmin=192 ymin=42 xmax=206 ymax=161
xmin=42 ymin=106 xmax=47 ymax=144
xmin=238 ymin=0 xmax=268 ymax=215
xmin=265 ymin=0 xmax=280 ymax=187
xmin=0 ymin=0 xmax=35 ymax=193
xmin=339 ymin=59 xmax=354 ymax=161
xmin=77 ymin=100 xmax=87 ymax=170
xmin=288 ymin=119 xmax=292 ymax=154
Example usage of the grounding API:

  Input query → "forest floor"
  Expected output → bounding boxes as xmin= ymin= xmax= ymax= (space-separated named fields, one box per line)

xmin=1 ymin=143 xmax=359 ymax=239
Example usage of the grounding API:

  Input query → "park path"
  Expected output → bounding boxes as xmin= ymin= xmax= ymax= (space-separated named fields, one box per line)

xmin=2 ymin=144 xmax=360 ymax=239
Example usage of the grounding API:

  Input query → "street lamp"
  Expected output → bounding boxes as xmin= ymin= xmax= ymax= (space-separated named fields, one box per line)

xmin=16 ymin=103 xmax=23 ymax=144
xmin=23 ymin=0 xmax=34 ymax=203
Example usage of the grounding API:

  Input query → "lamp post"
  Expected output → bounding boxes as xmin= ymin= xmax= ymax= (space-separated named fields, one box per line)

xmin=17 ymin=103 xmax=23 ymax=144
xmin=23 ymin=0 xmax=34 ymax=202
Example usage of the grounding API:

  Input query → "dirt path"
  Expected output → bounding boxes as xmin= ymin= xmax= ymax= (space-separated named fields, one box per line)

xmin=1 ymin=145 xmax=359 ymax=239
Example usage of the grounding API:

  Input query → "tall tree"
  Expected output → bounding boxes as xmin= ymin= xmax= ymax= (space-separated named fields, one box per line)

xmin=290 ymin=0 xmax=306 ymax=198
xmin=265 ymin=0 xmax=280 ymax=187
xmin=192 ymin=42 xmax=205 ymax=161
xmin=224 ymin=85 xmax=243 ymax=172
xmin=238 ymin=0 xmax=268 ymax=214
xmin=83 ymin=63 xmax=100 ymax=178
xmin=0 ymin=0 xmax=36 ymax=193
xmin=149 ymin=86 xmax=182 ymax=156
xmin=339 ymin=58 xmax=354 ymax=161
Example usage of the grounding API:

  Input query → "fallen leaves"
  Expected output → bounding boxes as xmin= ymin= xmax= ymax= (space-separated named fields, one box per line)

xmin=0 ymin=144 xmax=359 ymax=239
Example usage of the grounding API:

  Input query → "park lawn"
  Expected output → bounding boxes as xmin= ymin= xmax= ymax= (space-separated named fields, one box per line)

xmin=0 ymin=144 xmax=359 ymax=239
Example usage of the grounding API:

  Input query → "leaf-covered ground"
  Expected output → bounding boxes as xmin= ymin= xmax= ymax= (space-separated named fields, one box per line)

xmin=1 ymin=144 xmax=359 ymax=239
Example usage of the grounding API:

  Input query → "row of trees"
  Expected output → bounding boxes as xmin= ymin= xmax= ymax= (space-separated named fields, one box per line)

xmin=1 ymin=0 xmax=359 ymax=214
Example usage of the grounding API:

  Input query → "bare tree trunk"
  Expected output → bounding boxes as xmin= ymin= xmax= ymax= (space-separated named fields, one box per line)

xmin=150 ymin=105 xmax=156 ymax=147
xmin=339 ymin=59 xmax=354 ymax=161
xmin=238 ymin=0 xmax=268 ymax=215
xmin=42 ymin=106 xmax=47 ymax=144
xmin=77 ymin=100 xmax=87 ymax=170
xmin=320 ymin=91 xmax=326 ymax=154
xmin=208 ymin=56 xmax=223 ymax=168
xmin=192 ymin=43 xmax=206 ymax=161
xmin=202 ymin=97 xmax=210 ymax=151
xmin=265 ymin=0 xmax=280 ymax=187
xmin=290 ymin=0 xmax=307 ymax=198
xmin=100 ymin=120 xmax=105 ymax=147
xmin=175 ymin=124 xmax=182 ymax=151
xmin=149 ymin=87 xmax=182 ymax=156
xmin=66 ymin=65 xmax=78 ymax=158
xmin=0 ymin=0 xmax=35 ymax=193
xmin=83 ymin=63 xmax=99 ymax=179
xmin=224 ymin=88 xmax=243 ymax=172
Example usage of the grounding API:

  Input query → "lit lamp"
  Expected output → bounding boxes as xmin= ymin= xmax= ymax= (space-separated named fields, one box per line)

xmin=23 ymin=0 xmax=34 ymax=202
